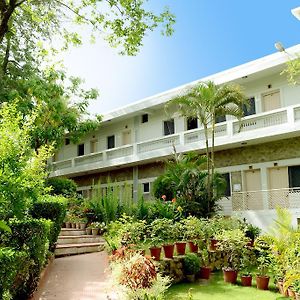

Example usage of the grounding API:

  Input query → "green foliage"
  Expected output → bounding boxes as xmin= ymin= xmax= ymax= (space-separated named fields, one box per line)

xmin=29 ymin=195 xmax=67 ymax=251
xmin=148 ymin=218 xmax=175 ymax=245
xmin=0 ymin=221 xmax=11 ymax=233
xmin=0 ymin=247 xmax=32 ymax=300
xmin=45 ymin=177 xmax=77 ymax=197
xmin=183 ymin=253 xmax=201 ymax=275
xmin=254 ymin=237 xmax=274 ymax=277
xmin=281 ymin=56 xmax=300 ymax=85
xmin=0 ymin=218 xmax=52 ymax=298
xmin=0 ymin=102 xmax=52 ymax=220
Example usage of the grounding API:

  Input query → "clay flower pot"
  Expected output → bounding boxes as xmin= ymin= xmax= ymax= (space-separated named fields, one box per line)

xmin=71 ymin=223 xmax=76 ymax=228
xmin=91 ymin=228 xmax=99 ymax=236
xmin=200 ymin=266 xmax=211 ymax=280
xmin=149 ymin=247 xmax=161 ymax=261
xmin=256 ymin=275 xmax=270 ymax=290
xmin=241 ymin=275 xmax=252 ymax=287
xmin=86 ymin=228 xmax=92 ymax=235
xmin=188 ymin=241 xmax=198 ymax=253
xmin=223 ymin=269 xmax=238 ymax=284
xmin=79 ymin=223 xmax=86 ymax=230
xmin=65 ymin=222 xmax=71 ymax=228
xmin=277 ymin=280 xmax=288 ymax=296
xmin=175 ymin=242 xmax=186 ymax=255
xmin=163 ymin=244 xmax=174 ymax=259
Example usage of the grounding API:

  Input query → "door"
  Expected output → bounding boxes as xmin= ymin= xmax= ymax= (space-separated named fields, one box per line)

xmin=122 ymin=130 xmax=131 ymax=145
xmin=262 ymin=90 xmax=281 ymax=112
xmin=268 ymin=167 xmax=289 ymax=208
xmin=90 ymin=139 xmax=98 ymax=153
xmin=244 ymin=169 xmax=263 ymax=210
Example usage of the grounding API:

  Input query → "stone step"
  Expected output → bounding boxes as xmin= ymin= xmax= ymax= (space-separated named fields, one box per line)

xmin=55 ymin=242 xmax=105 ymax=257
xmin=59 ymin=228 xmax=86 ymax=236
xmin=57 ymin=235 xmax=104 ymax=245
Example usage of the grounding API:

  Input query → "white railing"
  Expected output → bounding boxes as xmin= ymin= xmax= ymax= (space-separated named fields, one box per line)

xmin=106 ymin=145 xmax=133 ymax=160
xmin=74 ymin=152 xmax=103 ymax=166
xmin=137 ymin=134 xmax=180 ymax=153
xmin=233 ymin=109 xmax=288 ymax=134
xmin=52 ymin=104 xmax=300 ymax=174
xmin=232 ymin=188 xmax=300 ymax=211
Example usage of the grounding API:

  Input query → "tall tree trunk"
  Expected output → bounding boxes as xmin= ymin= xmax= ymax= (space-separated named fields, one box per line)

xmin=211 ymin=116 xmax=215 ymax=200
xmin=203 ymin=123 xmax=211 ymax=213
xmin=0 ymin=3 xmax=14 ymax=45
xmin=2 ymin=34 xmax=10 ymax=74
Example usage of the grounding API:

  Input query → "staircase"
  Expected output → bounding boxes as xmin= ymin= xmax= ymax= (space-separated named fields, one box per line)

xmin=55 ymin=228 xmax=105 ymax=257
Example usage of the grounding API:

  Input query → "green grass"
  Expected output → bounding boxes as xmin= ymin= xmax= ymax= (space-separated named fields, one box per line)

xmin=166 ymin=272 xmax=287 ymax=300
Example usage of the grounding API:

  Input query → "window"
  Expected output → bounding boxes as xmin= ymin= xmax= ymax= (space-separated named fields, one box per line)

xmin=77 ymin=143 xmax=85 ymax=156
xmin=143 ymin=182 xmax=150 ymax=193
xmin=107 ymin=135 xmax=115 ymax=149
xmin=243 ymin=97 xmax=256 ymax=116
xmin=223 ymin=173 xmax=231 ymax=197
xmin=142 ymin=114 xmax=148 ymax=123
xmin=187 ymin=118 xmax=198 ymax=130
xmin=216 ymin=115 xmax=226 ymax=123
xmin=288 ymin=166 xmax=300 ymax=188
xmin=65 ymin=138 xmax=70 ymax=145
xmin=163 ymin=119 xmax=175 ymax=136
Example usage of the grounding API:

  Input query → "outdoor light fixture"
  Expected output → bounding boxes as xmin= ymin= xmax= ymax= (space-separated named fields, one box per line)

xmin=291 ymin=7 xmax=300 ymax=20
xmin=274 ymin=42 xmax=285 ymax=53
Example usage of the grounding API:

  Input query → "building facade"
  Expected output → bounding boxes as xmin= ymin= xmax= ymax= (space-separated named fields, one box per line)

xmin=50 ymin=45 xmax=300 ymax=231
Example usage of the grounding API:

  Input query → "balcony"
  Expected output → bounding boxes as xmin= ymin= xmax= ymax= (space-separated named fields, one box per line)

xmin=51 ymin=104 xmax=300 ymax=177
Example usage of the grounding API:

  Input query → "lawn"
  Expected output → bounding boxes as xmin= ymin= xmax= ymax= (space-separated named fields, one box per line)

xmin=166 ymin=272 xmax=286 ymax=300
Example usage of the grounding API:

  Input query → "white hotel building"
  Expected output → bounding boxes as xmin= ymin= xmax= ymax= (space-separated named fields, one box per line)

xmin=51 ymin=45 xmax=300 ymax=230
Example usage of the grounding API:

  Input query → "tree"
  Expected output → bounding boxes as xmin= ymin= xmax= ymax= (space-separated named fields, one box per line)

xmin=152 ymin=151 xmax=226 ymax=217
xmin=167 ymin=81 xmax=247 ymax=209
xmin=0 ymin=0 xmax=175 ymax=149
xmin=0 ymin=102 xmax=52 ymax=220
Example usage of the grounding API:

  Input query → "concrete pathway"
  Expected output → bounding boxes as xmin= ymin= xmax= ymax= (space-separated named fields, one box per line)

xmin=32 ymin=252 xmax=114 ymax=300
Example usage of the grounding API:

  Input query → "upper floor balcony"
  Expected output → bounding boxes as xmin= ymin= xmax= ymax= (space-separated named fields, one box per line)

xmin=50 ymin=104 xmax=300 ymax=177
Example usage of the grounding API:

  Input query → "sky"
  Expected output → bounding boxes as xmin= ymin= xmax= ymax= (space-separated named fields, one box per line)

xmin=62 ymin=0 xmax=300 ymax=116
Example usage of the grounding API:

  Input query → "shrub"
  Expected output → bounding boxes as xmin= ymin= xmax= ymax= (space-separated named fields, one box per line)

xmin=30 ymin=195 xmax=67 ymax=251
xmin=0 ymin=218 xmax=52 ymax=298
xmin=183 ymin=253 xmax=201 ymax=275
xmin=45 ymin=177 xmax=77 ymax=197
xmin=0 ymin=247 xmax=32 ymax=300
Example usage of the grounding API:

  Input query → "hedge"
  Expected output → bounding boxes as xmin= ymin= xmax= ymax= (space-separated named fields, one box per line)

xmin=0 ymin=247 xmax=32 ymax=300
xmin=45 ymin=177 xmax=77 ymax=197
xmin=29 ymin=195 xmax=67 ymax=251
xmin=0 ymin=218 xmax=52 ymax=299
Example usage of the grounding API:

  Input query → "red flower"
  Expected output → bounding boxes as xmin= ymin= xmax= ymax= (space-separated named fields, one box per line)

xmin=172 ymin=198 xmax=176 ymax=203
xmin=161 ymin=195 xmax=167 ymax=201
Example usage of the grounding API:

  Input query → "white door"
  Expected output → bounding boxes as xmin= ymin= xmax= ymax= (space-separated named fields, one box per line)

xmin=244 ymin=169 xmax=263 ymax=210
xmin=262 ymin=90 xmax=281 ymax=112
xmin=122 ymin=130 xmax=131 ymax=145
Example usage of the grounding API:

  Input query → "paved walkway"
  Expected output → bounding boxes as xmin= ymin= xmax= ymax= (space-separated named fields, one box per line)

xmin=32 ymin=252 xmax=115 ymax=300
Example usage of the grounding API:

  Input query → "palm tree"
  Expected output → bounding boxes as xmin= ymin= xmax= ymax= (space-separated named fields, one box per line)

xmin=166 ymin=81 xmax=248 ymax=211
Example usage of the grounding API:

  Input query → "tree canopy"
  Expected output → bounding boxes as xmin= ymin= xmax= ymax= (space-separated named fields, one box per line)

xmin=0 ymin=0 xmax=175 ymax=149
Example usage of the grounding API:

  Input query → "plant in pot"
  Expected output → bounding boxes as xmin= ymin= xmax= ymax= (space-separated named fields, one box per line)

xmin=292 ymin=279 xmax=300 ymax=300
xmin=90 ymin=222 xmax=100 ymax=235
xmin=150 ymin=218 xmax=175 ymax=259
xmin=147 ymin=220 xmax=164 ymax=261
xmin=182 ymin=216 xmax=203 ymax=253
xmin=200 ymin=247 xmax=212 ymax=280
xmin=215 ymin=229 xmax=249 ymax=284
xmin=283 ymin=270 xmax=300 ymax=300
xmin=245 ymin=223 xmax=261 ymax=247
xmin=183 ymin=253 xmax=201 ymax=282
xmin=174 ymin=221 xmax=187 ymax=255
xmin=254 ymin=237 xmax=274 ymax=290
xmin=79 ymin=217 xmax=87 ymax=230
xmin=86 ymin=224 xmax=92 ymax=235
xmin=64 ymin=213 xmax=71 ymax=228
xmin=240 ymin=246 xmax=256 ymax=287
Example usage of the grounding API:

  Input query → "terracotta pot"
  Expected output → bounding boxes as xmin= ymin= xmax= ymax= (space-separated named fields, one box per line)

xmin=200 ymin=266 xmax=211 ymax=280
xmin=223 ymin=269 xmax=238 ymax=284
xmin=76 ymin=223 xmax=81 ymax=229
xmin=256 ymin=275 xmax=270 ymax=290
xmin=188 ymin=241 xmax=198 ymax=253
xmin=65 ymin=222 xmax=71 ymax=228
xmin=79 ymin=223 xmax=86 ymax=230
xmin=91 ymin=228 xmax=99 ymax=235
xmin=277 ymin=280 xmax=288 ymax=296
xmin=241 ymin=275 xmax=252 ymax=287
xmin=175 ymin=242 xmax=186 ymax=255
xmin=210 ymin=239 xmax=218 ymax=251
xmin=186 ymin=274 xmax=196 ymax=283
xmin=295 ymin=292 xmax=300 ymax=300
xmin=163 ymin=244 xmax=174 ymax=259
xmin=71 ymin=222 xmax=76 ymax=228
xmin=288 ymin=288 xmax=296 ymax=299
xmin=149 ymin=247 xmax=161 ymax=261
xmin=85 ymin=228 xmax=92 ymax=235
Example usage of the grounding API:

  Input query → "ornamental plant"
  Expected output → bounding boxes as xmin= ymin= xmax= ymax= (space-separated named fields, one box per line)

xmin=149 ymin=218 xmax=175 ymax=245
xmin=254 ymin=236 xmax=274 ymax=277
xmin=182 ymin=216 xmax=203 ymax=241
xmin=215 ymin=229 xmax=250 ymax=271
xmin=183 ymin=253 xmax=201 ymax=275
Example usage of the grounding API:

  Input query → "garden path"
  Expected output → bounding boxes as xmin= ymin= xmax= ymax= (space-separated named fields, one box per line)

xmin=32 ymin=252 xmax=116 ymax=300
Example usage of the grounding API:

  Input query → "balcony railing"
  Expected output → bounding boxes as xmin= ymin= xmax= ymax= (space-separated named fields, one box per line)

xmin=231 ymin=188 xmax=300 ymax=211
xmin=51 ymin=104 xmax=300 ymax=174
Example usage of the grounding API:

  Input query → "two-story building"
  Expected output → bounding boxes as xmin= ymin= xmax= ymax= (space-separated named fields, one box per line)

xmin=51 ymin=44 xmax=300 ymax=231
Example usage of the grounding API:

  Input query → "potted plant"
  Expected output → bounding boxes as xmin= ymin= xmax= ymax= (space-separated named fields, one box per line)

xmin=174 ymin=221 xmax=186 ymax=255
xmin=183 ymin=253 xmax=201 ymax=282
xmin=254 ymin=237 xmax=274 ymax=290
xmin=183 ymin=216 xmax=203 ymax=253
xmin=283 ymin=271 xmax=300 ymax=300
xmin=90 ymin=222 xmax=100 ymax=235
xmin=200 ymin=247 xmax=211 ymax=280
xmin=216 ymin=229 xmax=249 ymax=284
xmin=292 ymin=279 xmax=300 ymax=300
xmin=240 ymin=246 xmax=256 ymax=287
xmin=86 ymin=224 xmax=92 ymax=235
xmin=79 ymin=217 xmax=87 ymax=230
xmin=245 ymin=223 xmax=261 ymax=247
xmin=147 ymin=220 xmax=164 ymax=261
